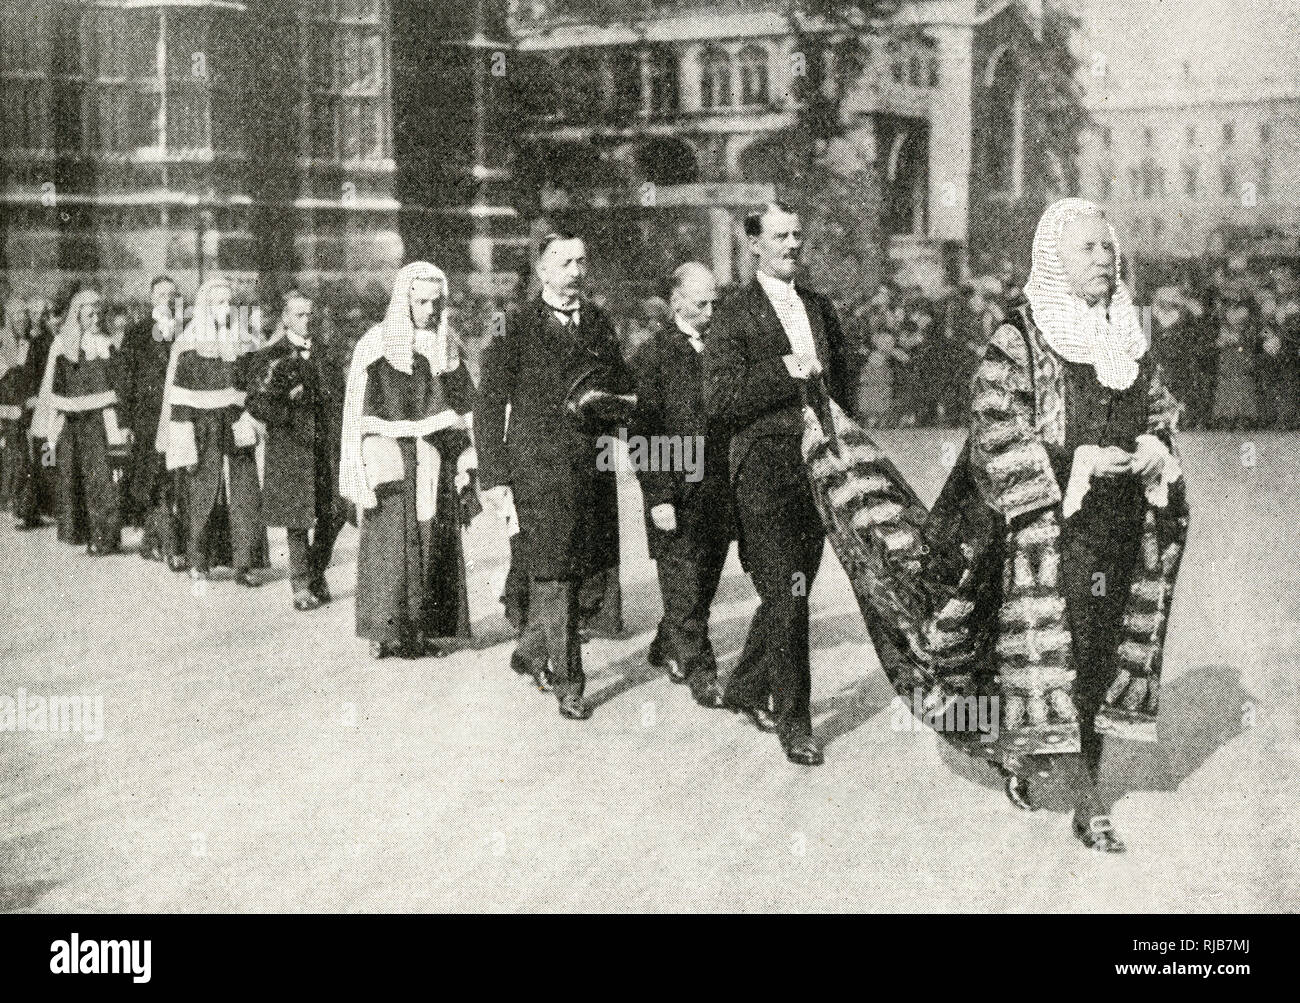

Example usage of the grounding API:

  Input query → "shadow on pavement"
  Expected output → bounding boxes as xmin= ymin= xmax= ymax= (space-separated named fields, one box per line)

xmin=935 ymin=663 xmax=1254 ymax=811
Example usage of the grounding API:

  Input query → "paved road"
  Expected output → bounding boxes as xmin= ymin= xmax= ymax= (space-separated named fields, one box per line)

xmin=1 ymin=431 xmax=1296 ymax=912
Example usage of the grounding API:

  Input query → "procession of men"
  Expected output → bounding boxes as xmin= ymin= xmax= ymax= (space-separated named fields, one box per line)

xmin=0 ymin=207 xmax=849 ymax=746
xmin=1 ymin=196 xmax=1200 ymax=855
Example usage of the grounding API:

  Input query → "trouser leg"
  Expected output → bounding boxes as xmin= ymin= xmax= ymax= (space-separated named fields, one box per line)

xmin=287 ymin=527 xmax=312 ymax=591
xmin=521 ymin=578 xmax=583 ymax=700
xmin=80 ymin=420 xmax=121 ymax=551
xmin=308 ymin=506 xmax=346 ymax=588
xmin=655 ymin=540 xmax=727 ymax=682
xmin=731 ymin=508 xmax=824 ymax=741
xmin=226 ymin=452 xmax=263 ymax=572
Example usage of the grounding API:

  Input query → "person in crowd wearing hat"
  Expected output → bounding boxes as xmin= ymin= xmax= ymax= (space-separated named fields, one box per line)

xmin=1149 ymin=285 xmax=1212 ymax=431
xmin=1211 ymin=284 xmax=1260 ymax=431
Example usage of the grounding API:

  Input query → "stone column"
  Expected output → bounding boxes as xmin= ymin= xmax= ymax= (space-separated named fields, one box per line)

xmin=709 ymin=206 xmax=733 ymax=286
xmin=926 ymin=24 xmax=974 ymax=247
xmin=679 ymin=42 xmax=702 ymax=113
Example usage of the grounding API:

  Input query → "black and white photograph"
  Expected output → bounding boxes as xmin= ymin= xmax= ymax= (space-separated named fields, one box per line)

xmin=0 ymin=0 xmax=1296 ymax=950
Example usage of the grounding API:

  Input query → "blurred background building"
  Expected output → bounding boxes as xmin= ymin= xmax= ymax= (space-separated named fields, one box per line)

xmin=505 ymin=0 xmax=1082 ymax=297
xmin=0 ymin=0 xmax=403 ymax=302
xmin=1072 ymin=0 xmax=1300 ymax=280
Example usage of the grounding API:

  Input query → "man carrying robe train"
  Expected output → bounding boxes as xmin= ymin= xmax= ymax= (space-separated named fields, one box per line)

xmin=339 ymin=262 xmax=479 ymax=660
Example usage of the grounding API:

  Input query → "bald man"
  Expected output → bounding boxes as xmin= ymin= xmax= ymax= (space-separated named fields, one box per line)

xmin=631 ymin=263 xmax=732 ymax=709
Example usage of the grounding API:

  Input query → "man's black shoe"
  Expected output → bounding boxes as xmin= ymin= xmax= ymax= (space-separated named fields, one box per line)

xmin=727 ymin=701 xmax=778 ymax=733
xmin=511 ymin=651 xmax=553 ymax=692
xmin=1073 ymin=814 xmax=1127 ymax=853
xmin=691 ymin=679 xmax=726 ymax=709
xmin=558 ymin=695 xmax=592 ymax=720
xmin=783 ymin=737 xmax=824 ymax=767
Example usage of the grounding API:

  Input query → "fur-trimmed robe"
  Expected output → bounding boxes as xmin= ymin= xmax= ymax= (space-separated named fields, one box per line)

xmin=802 ymin=306 xmax=1189 ymax=764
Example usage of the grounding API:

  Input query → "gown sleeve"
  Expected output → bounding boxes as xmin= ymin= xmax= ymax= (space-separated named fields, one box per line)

xmin=968 ymin=322 xmax=1062 ymax=523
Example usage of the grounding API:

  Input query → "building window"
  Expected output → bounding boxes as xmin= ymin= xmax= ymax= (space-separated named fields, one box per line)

xmin=1152 ymin=218 xmax=1164 ymax=241
xmin=646 ymin=46 xmax=678 ymax=117
xmin=1222 ymin=122 xmax=1235 ymax=145
xmin=1 ymin=3 xmax=50 ymax=73
xmin=1260 ymin=122 xmax=1272 ymax=144
xmin=1101 ymin=126 xmax=1112 ymax=150
xmin=310 ymin=2 xmax=388 ymax=163
xmin=1186 ymin=125 xmax=1196 ymax=147
xmin=888 ymin=39 xmax=903 ymax=83
xmin=607 ymin=47 xmax=641 ymax=119
xmin=699 ymin=46 xmax=732 ymax=109
xmin=1129 ymin=166 xmax=1141 ymax=196
xmin=738 ymin=45 xmax=769 ymax=106
xmin=908 ymin=54 xmax=922 ymax=86
xmin=1183 ymin=164 xmax=1198 ymax=196
xmin=1221 ymin=163 xmax=1236 ymax=197
xmin=1140 ymin=159 xmax=1165 ymax=198
xmin=928 ymin=55 xmax=939 ymax=87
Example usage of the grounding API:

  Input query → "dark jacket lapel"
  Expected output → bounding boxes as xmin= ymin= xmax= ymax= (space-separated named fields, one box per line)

xmin=744 ymin=279 xmax=790 ymax=357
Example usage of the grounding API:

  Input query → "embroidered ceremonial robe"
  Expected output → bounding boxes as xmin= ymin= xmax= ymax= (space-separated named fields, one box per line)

xmin=354 ymin=353 xmax=476 ymax=647
xmin=49 ymin=346 xmax=131 ymax=550
xmin=800 ymin=305 xmax=1189 ymax=767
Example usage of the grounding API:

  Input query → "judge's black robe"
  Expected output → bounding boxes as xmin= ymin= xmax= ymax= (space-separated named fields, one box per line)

xmin=354 ymin=354 xmax=475 ymax=647
xmin=169 ymin=351 xmax=263 ymax=572
xmin=50 ymin=347 xmax=129 ymax=551
xmin=0 ymin=340 xmax=38 ymax=517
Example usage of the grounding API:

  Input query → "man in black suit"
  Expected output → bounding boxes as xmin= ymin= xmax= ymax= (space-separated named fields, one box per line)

xmin=704 ymin=203 xmax=852 ymax=766
xmin=632 ymin=262 xmax=732 ymax=709
xmin=478 ymin=231 xmax=635 ymax=721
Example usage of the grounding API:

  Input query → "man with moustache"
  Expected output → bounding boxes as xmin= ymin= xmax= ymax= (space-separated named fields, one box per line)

xmin=704 ymin=203 xmax=852 ymax=766
xmin=477 ymin=231 xmax=635 ymax=720
xmin=631 ymin=262 xmax=731 ymax=709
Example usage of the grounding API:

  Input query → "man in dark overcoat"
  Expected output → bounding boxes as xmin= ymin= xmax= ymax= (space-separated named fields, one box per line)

xmin=631 ymin=262 xmax=733 ymax=709
xmin=244 ymin=289 xmax=346 ymax=609
xmin=704 ymin=203 xmax=853 ymax=766
xmin=477 ymin=231 xmax=635 ymax=721
xmin=122 ymin=275 xmax=185 ymax=565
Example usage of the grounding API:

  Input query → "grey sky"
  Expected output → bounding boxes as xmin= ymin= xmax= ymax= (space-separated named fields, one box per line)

xmin=1071 ymin=0 xmax=1300 ymax=97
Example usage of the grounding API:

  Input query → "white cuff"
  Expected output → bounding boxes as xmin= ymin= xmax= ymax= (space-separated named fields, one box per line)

xmin=1135 ymin=434 xmax=1180 ymax=508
